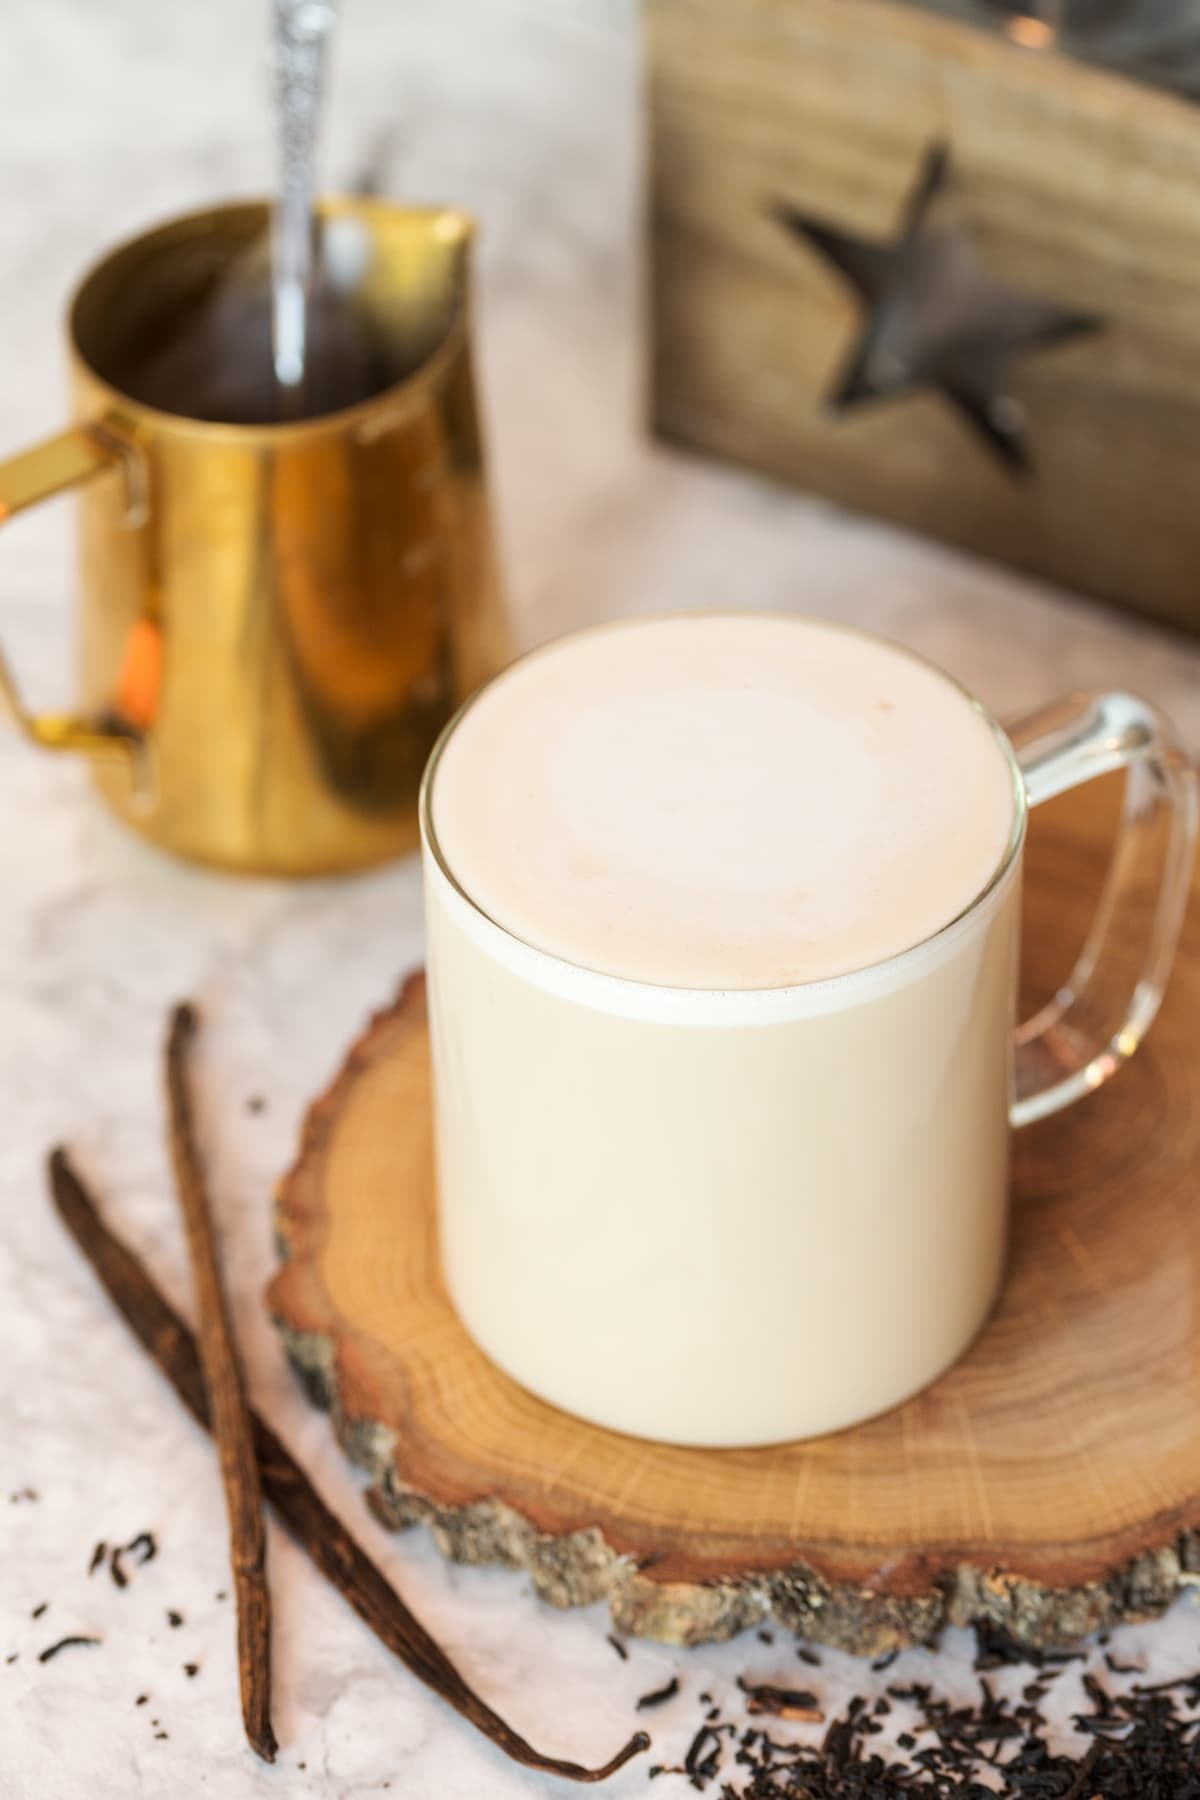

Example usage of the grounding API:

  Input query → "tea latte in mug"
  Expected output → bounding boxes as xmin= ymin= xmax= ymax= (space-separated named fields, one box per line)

xmin=420 ymin=614 xmax=1194 ymax=1445
xmin=429 ymin=615 xmax=1016 ymax=987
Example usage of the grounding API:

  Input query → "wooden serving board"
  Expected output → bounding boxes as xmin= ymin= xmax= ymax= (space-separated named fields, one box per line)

xmin=268 ymin=780 xmax=1200 ymax=1654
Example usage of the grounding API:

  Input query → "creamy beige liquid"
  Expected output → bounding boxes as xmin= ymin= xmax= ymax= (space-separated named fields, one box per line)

xmin=422 ymin=615 xmax=1024 ymax=1445
xmin=430 ymin=615 xmax=1016 ymax=987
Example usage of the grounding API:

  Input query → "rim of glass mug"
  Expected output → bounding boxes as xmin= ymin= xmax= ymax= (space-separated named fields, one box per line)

xmin=66 ymin=196 xmax=476 ymax=446
xmin=419 ymin=613 xmax=1028 ymax=1026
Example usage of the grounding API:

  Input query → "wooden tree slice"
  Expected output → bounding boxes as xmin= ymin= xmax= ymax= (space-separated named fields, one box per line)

xmin=268 ymin=779 xmax=1200 ymax=1654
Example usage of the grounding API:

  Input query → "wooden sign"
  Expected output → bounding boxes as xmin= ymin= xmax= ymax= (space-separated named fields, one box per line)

xmin=647 ymin=0 xmax=1200 ymax=635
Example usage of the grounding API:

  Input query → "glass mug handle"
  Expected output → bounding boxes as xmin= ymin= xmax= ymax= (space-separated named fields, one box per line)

xmin=1007 ymin=691 xmax=1198 ymax=1128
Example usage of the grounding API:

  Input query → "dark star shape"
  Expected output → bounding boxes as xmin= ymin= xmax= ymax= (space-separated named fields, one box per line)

xmin=773 ymin=143 xmax=1104 ymax=471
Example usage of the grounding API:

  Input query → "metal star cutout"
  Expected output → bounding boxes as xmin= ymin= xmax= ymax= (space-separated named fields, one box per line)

xmin=774 ymin=143 xmax=1103 ymax=471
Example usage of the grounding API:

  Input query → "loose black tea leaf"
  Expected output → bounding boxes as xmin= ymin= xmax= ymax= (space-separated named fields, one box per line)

xmin=99 ymin=1539 xmax=155 ymax=1590
xmin=683 ymin=1720 xmax=736 ymax=1786
xmin=1081 ymin=1671 xmax=1112 ymax=1717
xmin=5 ymin=1654 xmax=17 ymax=1665
xmin=606 ymin=1634 xmax=628 ymax=1662
xmin=135 ymin=1695 xmax=148 ymax=1706
xmin=972 ymin=1622 xmax=1035 ymax=1671
xmin=166 ymin=1610 xmax=183 ymax=1629
xmin=184 ymin=1662 xmax=199 ymax=1678
xmin=654 ymin=1634 xmax=1200 ymax=1797
xmin=38 ymin=1636 xmax=100 ymax=1663
xmin=871 ymin=1650 xmax=898 ymax=1672
xmin=795 ymin=1646 xmax=821 ymax=1667
xmin=636 ymin=1676 xmax=681 ymax=1711
xmin=1132 ymin=1675 xmax=1186 ymax=1696
xmin=737 ymin=1678 xmax=823 ymax=1721
xmin=30 ymin=1603 xmax=47 ymax=1620
xmin=758 ymin=1630 xmax=774 ymax=1646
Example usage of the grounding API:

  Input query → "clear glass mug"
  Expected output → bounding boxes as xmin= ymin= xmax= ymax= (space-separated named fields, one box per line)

xmin=421 ymin=632 xmax=1197 ymax=1447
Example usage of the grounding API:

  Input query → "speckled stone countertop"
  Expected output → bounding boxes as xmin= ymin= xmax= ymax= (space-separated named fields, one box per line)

xmin=3 ymin=3 xmax=1200 ymax=1796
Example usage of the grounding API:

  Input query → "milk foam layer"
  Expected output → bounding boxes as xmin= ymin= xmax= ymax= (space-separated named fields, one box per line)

xmin=429 ymin=615 xmax=1017 ymax=989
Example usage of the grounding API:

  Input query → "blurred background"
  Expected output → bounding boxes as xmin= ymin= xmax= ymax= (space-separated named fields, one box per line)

xmin=4 ymin=0 xmax=1198 ymax=743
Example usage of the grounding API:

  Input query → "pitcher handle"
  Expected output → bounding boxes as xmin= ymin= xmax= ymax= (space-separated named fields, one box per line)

xmin=1008 ymin=691 xmax=1197 ymax=1128
xmin=0 ymin=425 xmax=149 ymax=765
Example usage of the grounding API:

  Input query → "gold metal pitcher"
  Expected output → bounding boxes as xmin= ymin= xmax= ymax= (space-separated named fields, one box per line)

xmin=0 ymin=199 xmax=508 ymax=876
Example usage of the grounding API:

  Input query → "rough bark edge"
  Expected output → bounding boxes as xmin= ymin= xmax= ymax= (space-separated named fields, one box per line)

xmin=267 ymin=974 xmax=1200 ymax=1655
xmin=271 ymin=1312 xmax=1200 ymax=1656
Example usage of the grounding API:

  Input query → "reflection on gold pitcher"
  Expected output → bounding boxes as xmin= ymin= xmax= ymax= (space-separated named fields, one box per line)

xmin=0 ymin=198 xmax=508 ymax=876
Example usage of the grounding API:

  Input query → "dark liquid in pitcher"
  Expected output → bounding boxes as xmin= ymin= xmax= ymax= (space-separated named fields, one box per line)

xmin=110 ymin=261 xmax=416 ymax=425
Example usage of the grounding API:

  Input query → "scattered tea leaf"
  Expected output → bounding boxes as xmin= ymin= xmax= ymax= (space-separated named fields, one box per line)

xmin=38 ymin=1636 xmax=100 ymax=1663
xmin=737 ymin=1678 xmax=823 ymax=1721
xmin=636 ymin=1675 xmax=681 ymax=1711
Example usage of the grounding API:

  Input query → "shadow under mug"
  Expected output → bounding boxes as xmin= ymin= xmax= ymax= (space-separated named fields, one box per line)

xmin=0 ymin=198 xmax=508 ymax=876
xmin=420 ymin=621 xmax=1198 ymax=1447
